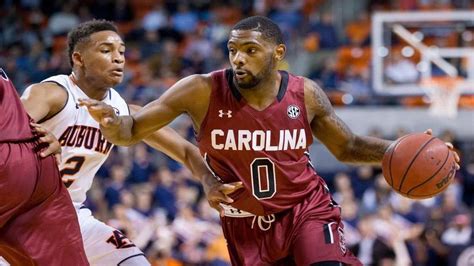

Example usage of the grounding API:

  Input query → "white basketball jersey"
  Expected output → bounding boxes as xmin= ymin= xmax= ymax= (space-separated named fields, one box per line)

xmin=41 ymin=74 xmax=129 ymax=208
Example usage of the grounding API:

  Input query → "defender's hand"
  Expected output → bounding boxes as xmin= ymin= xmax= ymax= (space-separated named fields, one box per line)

xmin=31 ymin=122 xmax=62 ymax=164
xmin=424 ymin=129 xmax=460 ymax=170
xmin=78 ymin=98 xmax=119 ymax=128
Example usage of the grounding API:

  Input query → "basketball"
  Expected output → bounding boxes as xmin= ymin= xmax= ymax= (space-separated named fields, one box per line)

xmin=382 ymin=133 xmax=456 ymax=199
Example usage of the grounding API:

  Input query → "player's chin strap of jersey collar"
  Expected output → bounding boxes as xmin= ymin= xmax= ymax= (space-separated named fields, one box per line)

xmin=220 ymin=203 xmax=276 ymax=231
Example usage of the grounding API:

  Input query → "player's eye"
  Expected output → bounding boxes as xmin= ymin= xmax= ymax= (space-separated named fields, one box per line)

xmin=248 ymin=48 xmax=257 ymax=54
xmin=228 ymin=48 xmax=236 ymax=54
xmin=101 ymin=50 xmax=110 ymax=53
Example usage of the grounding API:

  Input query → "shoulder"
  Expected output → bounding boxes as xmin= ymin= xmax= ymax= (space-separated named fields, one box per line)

xmin=23 ymin=80 xmax=68 ymax=105
xmin=108 ymin=89 xmax=130 ymax=115
xmin=164 ymin=73 xmax=212 ymax=102
xmin=160 ymin=73 xmax=214 ymax=120
xmin=21 ymin=79 xmax=69 ymax=122
xmin=302 ymin=77 xmax=333 ymax=119
xmin=302 ymin=77 xmax=319 ymax=98
xmin=128 ymin=104 xmax=141 ymax=114
xmin=109 ymin=88 xmax=127 ymax=104
xmin=176 ymin=73 xmax=212 ymax=91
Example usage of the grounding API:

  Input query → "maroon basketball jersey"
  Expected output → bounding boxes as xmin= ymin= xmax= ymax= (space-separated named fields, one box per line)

xmin=0 ymin=68 xmax=34 ymax=142
xmin=197 ymin=69 xmax=322 ymax=215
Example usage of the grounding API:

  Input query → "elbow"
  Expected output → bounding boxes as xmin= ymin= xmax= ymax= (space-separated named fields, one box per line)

xmin=183 ymin=145 xmax=205 ymax=178
xmin=335 ymin=150 xmax=353 ymax=163
xmin=183 ymin=145 xmax=199 ymax=170
xmin=334 ymin=137 xmax=357 ymax=163
xmin=182 ymin=148 xmax=193 ymax=169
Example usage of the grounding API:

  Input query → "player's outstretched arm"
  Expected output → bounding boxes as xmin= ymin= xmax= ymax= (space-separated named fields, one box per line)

xmin=129 ymin=104 xmax=242 ymax=215
xmin=81 ymin=75 xmax=243 ymax=213
xmin=128 ymin=104 xmax=204 ymax=177
xmin=79 ymin=75 xmax=209 ymax=146
xmin=304 ymin=78 xmax=393 ymax=164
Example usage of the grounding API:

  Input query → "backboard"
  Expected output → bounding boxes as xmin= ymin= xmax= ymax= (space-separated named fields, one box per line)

xmin=372 ymin=11 xmax=474 ymax=96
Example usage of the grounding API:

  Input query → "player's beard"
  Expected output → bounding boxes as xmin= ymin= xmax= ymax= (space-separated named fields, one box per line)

xmin=235 ymin=58 xmax=275 ymax=90
xmin=235 ymin=72 xmax=260 ymax=89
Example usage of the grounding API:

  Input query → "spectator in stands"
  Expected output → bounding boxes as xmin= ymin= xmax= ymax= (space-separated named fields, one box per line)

xmin=333 ymin=172 xmax=355 ymax=204
xmin=104 ymin=165 xmax=129 ymax=210
xmin=128 ymin=143 xmax=157 ymax=184
xmin=142 ymin=3 xmax=167 ymax=32
xmin=442 ymin=212 xmax=474 ymax=265
xmin=351 ymin=166 xmax=376 ymax=199
xmin=385 ymin=52 xmax=419 ymax=84
xmin=361 ymin=174 xmax=393 ymax=214
xmin=307 ymin=11 xmax=340 ymax=50
xmin=47 ymin=3 xmax=80 ymax=36
xmin=171 ymin=3 xmax=199 ymax=33
xmin=352 ymin=215 xmax=397 ymax=265
xmin=112 ymin=0 xmax=134 ymax=23
xmin=440 ymin=190 xmax=470 ymax=225
xmin=153 ymin=168 xmax=178 ymax=221
xmin=442 ymin=213 xmax=472 ymax=246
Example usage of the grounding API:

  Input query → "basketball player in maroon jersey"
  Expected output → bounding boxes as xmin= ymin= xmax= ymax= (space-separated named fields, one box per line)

xmin=0 ymin=68 xmax=89 ymax=265
xmin=80 ymin=16 xmax=460 ymax=265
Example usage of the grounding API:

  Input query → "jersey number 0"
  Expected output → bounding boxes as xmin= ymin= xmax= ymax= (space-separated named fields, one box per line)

xmin=251 ymin=158 xmax=276 ymax=199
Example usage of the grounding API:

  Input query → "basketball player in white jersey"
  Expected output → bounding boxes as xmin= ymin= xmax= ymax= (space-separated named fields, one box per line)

xmin=21 ymin=20 xmax=239 ymax=265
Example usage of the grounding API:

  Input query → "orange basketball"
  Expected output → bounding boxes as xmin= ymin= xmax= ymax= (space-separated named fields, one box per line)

xmin=382 ymin=133 xmax=456 ymax=199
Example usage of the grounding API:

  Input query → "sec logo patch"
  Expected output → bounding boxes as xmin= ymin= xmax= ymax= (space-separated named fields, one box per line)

xmin=287 ymin=105 xmax=300 ymax=119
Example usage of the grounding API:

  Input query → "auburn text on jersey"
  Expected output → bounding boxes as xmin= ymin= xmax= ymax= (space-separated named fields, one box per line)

xmin=58 ymin=125 xmax=113 ymax=154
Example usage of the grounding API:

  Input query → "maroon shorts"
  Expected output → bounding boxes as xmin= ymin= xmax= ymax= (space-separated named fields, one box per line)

xmin=221 ymin=182 xmax=362 ymax=266
xmin=0 ymin=141 xmax=88 ymax=265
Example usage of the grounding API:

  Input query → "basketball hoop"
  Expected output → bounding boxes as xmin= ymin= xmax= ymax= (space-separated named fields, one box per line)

xmin=420 ymin=76 xmax=462 ymax=118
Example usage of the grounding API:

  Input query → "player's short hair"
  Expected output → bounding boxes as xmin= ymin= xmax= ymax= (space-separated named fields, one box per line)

xmin=67 ymin=19 xmax=118 ymax=67
xmin=231 ymin=16 xmax=284 ymax=45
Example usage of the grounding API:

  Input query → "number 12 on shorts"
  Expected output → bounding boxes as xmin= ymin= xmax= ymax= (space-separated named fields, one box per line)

xmin=251 ymin=158 xmax=276 ymax=199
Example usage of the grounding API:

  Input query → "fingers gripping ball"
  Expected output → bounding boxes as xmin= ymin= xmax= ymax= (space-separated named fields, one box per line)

xmin=382 ymin=133 xmax=456 ymax=199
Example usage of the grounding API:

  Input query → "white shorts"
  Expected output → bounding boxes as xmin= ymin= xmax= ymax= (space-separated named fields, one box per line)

xmin=78 ymin=208 xmax=150 ymax=266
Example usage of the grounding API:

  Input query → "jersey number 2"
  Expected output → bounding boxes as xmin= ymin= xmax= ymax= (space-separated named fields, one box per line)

xmin=60 ymin=156 xmax=85 ymax=188
xmin=251 ymin=158 xmax=276 ymax=199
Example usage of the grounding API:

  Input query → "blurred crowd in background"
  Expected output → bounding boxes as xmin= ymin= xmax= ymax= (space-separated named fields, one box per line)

xmin=1 ymin=0 xmax=473 ymax=265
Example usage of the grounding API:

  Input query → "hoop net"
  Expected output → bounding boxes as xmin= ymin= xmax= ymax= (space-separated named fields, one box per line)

xmin=420 ymin=76 xmax=462 ymax=118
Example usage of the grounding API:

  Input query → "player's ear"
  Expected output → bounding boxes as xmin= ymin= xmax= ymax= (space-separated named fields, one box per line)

xmin=72 ymin=51 xmax=83 ymax=67
xmin=274 ymin=44 xmax=286 ymax=61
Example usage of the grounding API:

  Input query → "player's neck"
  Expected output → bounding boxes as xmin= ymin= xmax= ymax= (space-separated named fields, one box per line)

xmin=70 ymin=72 xmax=109 ymax=100
xmin=237 ymin=71 xmax=281 ymax=110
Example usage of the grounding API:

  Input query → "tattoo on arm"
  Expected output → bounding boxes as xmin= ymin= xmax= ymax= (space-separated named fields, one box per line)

xmin=310 ymin=80 xmax=333 ymax=118
xmin=327 ymin=112 xmax=353 ymax=138
xmin=309 ymin=79 xmax=392 ymax=164
xmin=346 ymin=136 xmax=393 ymax=164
